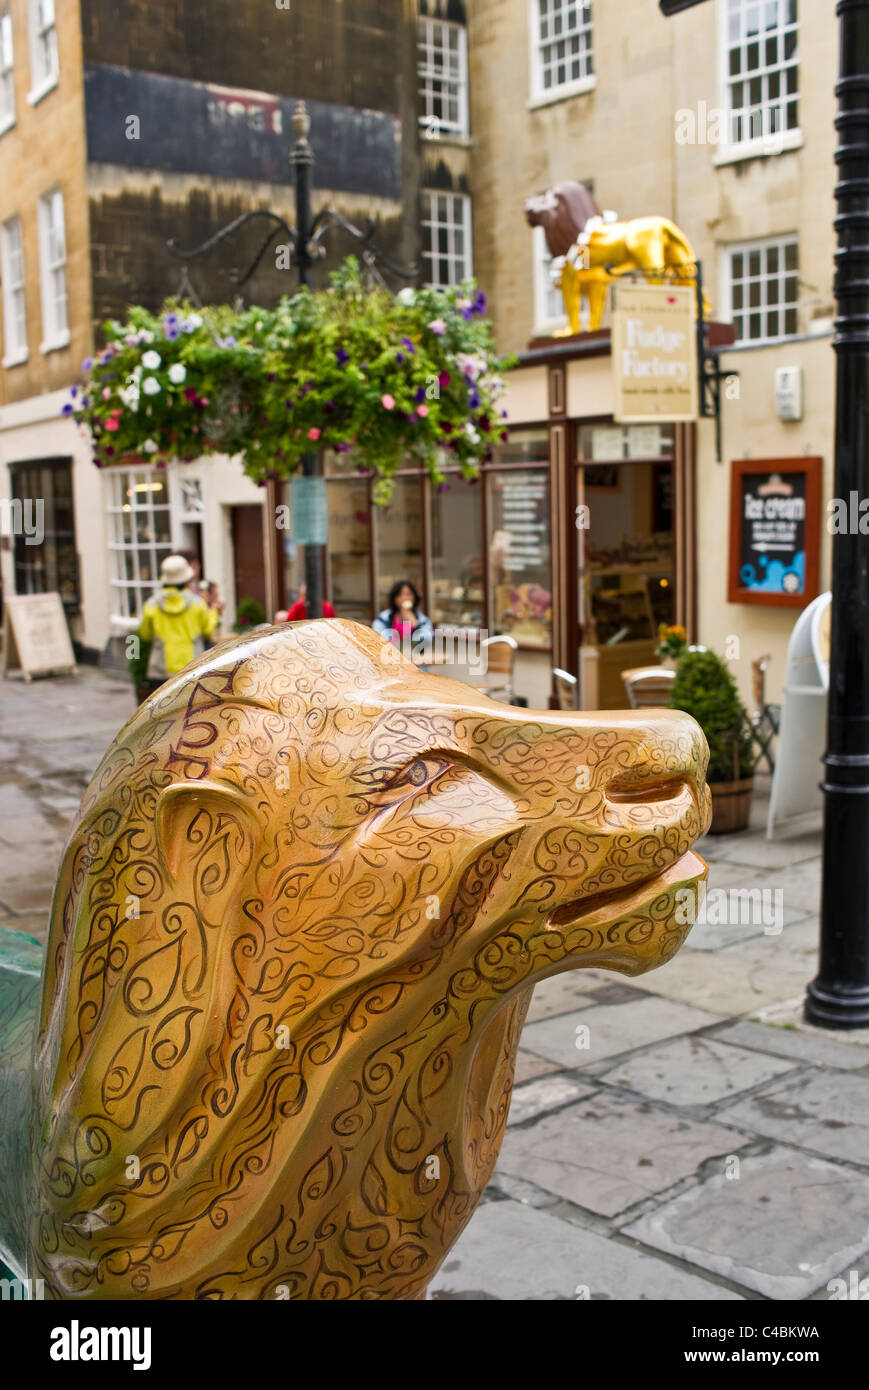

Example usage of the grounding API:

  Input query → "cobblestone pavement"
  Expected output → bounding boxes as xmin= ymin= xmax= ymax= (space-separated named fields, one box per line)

xmin=2 ymin=666 xmax=867 ymax=1301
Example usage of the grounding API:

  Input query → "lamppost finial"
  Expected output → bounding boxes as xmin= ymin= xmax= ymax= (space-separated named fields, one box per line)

xmin=292 ymin=99 xmax=311 ymax=143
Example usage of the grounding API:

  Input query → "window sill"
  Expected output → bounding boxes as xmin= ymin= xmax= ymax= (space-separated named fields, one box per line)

xmin=418 ymin=121 xmax=472 ymax=147
xmin=713 ymin=128 xmax=804 ymax=167
xmin=27 ymin=72 xmax=59 ymax=107
xmin=1 ymin=348 xmax=28 ymax=368
xmin=527 ymin=75 xmax=596 ymax=111
xmin=0 ymin=113 xmax=15 ymax=138
xmin=40 ymin=330 xmax=70 ymax=354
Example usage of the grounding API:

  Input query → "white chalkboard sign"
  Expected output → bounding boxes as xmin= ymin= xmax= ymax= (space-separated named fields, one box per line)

xmin=2 ymin=593 xmax=77 ymax=681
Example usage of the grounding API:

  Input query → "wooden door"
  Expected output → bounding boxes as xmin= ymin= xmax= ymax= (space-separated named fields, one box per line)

xmin=231 ymin=505 xmax=267 ymax=616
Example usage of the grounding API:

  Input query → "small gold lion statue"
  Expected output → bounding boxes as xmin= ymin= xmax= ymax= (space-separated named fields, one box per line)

xmin=525 ymin=183 xmax=706 ymax=334
xmin=18 ymin=621 xmax=708 ymax=1299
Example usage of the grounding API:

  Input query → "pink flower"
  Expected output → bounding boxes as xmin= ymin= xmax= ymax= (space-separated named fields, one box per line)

xmin=417 ymin=404 xmax=429 ymax=417
xmin=105 ymin=416 xmax=120 ymax=432
xmin=381 ymin=394 xmax=395 ymax=410
xmin=428 ymin=319 xmax=447 ymax=335
xmin=101 ymin=387 xmax=112 ymax=401
xmin=308 ymin=427 xmax=321 ymax=440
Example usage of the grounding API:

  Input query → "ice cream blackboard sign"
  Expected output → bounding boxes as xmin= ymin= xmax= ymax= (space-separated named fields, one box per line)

xmin=728 ymin=457 xmax=821 ymax=608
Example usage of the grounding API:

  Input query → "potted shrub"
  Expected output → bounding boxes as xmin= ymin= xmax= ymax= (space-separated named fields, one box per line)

xmin=233 ymin=596 xmax=268 ymax=634
xmin=668 ymin=647 xmax=755 ymax=834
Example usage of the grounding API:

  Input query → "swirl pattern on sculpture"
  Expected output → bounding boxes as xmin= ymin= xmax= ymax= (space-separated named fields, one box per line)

xmin=28 ymin=620 xmax=709 ymax=1299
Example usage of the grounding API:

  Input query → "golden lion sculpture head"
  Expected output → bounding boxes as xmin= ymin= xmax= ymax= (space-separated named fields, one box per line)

xmin=30 ymin=620 xmax=709 ymax=1299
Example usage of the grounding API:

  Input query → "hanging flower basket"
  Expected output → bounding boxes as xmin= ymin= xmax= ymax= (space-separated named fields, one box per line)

xmin=63 ymin=257 xmax=515 ymax=504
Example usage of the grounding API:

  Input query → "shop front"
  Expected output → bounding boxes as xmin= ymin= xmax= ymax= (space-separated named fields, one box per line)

xmin=277 ymin=334 xmax=697 ymax=711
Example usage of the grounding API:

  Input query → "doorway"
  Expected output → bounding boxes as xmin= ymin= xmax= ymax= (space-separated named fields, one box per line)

xmin=575 ymin=424 xmax=677 ymax=708
xmin=231 ymin=505 xmax=267 ymax=618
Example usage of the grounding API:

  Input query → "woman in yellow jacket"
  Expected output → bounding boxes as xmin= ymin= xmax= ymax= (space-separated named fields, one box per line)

xmin=129 ymin=554 xmax=220 ymax=703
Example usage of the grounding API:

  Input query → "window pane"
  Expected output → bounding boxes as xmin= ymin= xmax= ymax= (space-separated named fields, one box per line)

xmin=373 ymin=475 xmax=424 ymax=612
xmin=326 ymin=476 xmax=372 ymax=623
xmin=429 ymin=475 xmax=484 ymax=629
xmin=487 ymin=467 xmax=551 ymax=649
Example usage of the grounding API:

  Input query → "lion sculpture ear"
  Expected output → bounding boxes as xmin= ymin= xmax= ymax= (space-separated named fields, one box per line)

xmin=155 ymin=781 xmax=260 ymax=920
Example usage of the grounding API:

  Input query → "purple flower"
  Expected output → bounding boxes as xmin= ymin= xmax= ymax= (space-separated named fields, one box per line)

xmin=61 ymin=403 xmax=74 ymax=416
xmin=501 ymin=409 xmax=508 ymax=419
xmin=266 ymin=372 xmax=277 ymax=382
xmin=335 ymin=442 xmax=350 ymax=452
xmin=324 ymin=400 xmax=335 ymax=413
xmin=81 ymin=396 xmax=89 ymax=408
xmin=70 ymin=386 xmax=78 ymax=397
xmin=82 ymin=357 xmax=94 ymax=371
xmin=415 ymin=386 xmax=426 ymax=403
xmin=401 ymin=337 xmax=415 ymax=354
xmin=284 ymin=398 xmax=293 ymax=408
xmin=469 ymin=390 xmax=481 ymax=409
xmin=461 ymin=306 xmax=474 ymax=320
xmin=396 ymin=353 xmax=405 ymax=364
xmin=217 ymin=335 xmax=237 ymax=349
xmin=473 ymin=290 xmax=487 ymax=315
xmin=437 ymin=482 xmax=450 ymax=493
xmin=164 ymin=323 xmax=181 ymax=341
xmin=336 ymin=347 xmax=349 ymax=364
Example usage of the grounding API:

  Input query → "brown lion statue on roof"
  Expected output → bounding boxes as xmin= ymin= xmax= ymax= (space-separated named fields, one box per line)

xmin=3 ymin=620 xmax=709 ymax=1299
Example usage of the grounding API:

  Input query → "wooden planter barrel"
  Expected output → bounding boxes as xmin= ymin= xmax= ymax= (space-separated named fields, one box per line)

xmin=708 ymin=776 xmax=754 ymax=834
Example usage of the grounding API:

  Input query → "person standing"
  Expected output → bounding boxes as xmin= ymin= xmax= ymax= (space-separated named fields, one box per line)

xmin=372 ymin=581 xmax=434 ymax=657
xmin=128 ymin=554 xmax=220 ymax=703
xmin=277 ymin=584 xmax=336 ymax=622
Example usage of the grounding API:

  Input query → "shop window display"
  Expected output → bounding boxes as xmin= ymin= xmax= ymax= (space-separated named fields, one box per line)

xmin=429 ymin=475 xmax=484 ymax=629
xmin=487 ymin=467 xmax=552 ymax=650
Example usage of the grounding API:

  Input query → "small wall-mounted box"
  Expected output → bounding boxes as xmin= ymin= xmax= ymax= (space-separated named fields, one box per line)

xmin=775 ymin=366 xmax=804 ymax=421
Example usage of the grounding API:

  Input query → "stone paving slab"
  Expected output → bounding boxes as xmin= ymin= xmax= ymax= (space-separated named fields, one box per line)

xmin=519 ymin=995 xmax=721 ymax=1070
xmin=524 ymin=969 xmax=609 ymax=1023
xmin=599 ymin=1035 xmax=799 ymax=1107
xmin=507 ymin=1074 xmax=595 ymax=1128
xmin=625 ymin=942 xmax=809 ymax=1015
xmin=624 ymin=1147 xmax=869 ymax=1300
xmin=513 ymin=1050 xmax=562 ymax=1085
xmin=711 ymin=1019 xmax=869 ymax=1072
xmin=429 ymin=1200 xmax=744 ymax=1301
xmin=718 ymin=1069 xmax=869 ymax=1167
xmin=698 ymin=830 xmax=822 ymax=871
xmin=495 ymin=1093 xmax=745 ymax=1217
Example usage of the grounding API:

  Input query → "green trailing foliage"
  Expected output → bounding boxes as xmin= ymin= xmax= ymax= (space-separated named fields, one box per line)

xmin=668 ymin=647 xmax=754 ymax=782
xmin=233 ymin=597 xmax=268 ymax=633
xmin=64 ymin=257 xmax=514 ymax=505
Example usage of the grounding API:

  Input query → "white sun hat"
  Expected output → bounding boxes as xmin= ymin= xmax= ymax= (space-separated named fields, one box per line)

xmin=160 ymin=554 xmax=196 ymax=587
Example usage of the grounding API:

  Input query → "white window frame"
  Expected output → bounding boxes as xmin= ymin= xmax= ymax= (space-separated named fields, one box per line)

xmin=0 ymin=7 xmax=15 ymax=135
xmin=27 ymin=0 xmax=57 ymax=106
xmin=37 ymin=186 xmax=69 ymax=352
xmin=532 ymin=225 xmax=567 ymax=336
xmin=719 ymin=234 xmax=800 ymax=346
xmin=417 ymin=17 xmax=468 ymax=141
xmin=529 ymin=0 xmax=595 ymax=109
xmin=1 ymin=215 xmax=27 ymax=366
xmin=715 ymin=0 xmax=802 ymax=165
xmin=106 ymin=467 xmax=175 ymax=626
xmin=421 ymin=190 xmax=473 ymax=288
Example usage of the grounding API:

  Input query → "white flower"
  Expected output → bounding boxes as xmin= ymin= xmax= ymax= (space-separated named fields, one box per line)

xmin=186 ymin=313 xmax=203 ymax=328
xmin=142 ymin=377 xmax=161 ymax=396
xmin=138 ymin=329 xmax=154 ymax=344
xmin=168 ymin=363 xmax=187 ymax=384
xmin=465 ymin=424 xmax=481 ymax=445
xmin=142 ymin=350 xmax=162 ymax=370
xmin=142 ymin=439 xmax=158 ymax=454
xmin=119 ymin=384 xmax=140 ymax=411
xmin=397 ymin=288 xmax=416 ymax=306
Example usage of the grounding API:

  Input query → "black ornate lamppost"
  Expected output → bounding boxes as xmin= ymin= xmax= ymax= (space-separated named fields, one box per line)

xmin=660 ymin=0 xmax=869 ymax=1028
xmin=168 ymin=100 xmax=415 ymax=620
